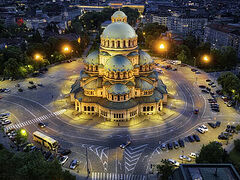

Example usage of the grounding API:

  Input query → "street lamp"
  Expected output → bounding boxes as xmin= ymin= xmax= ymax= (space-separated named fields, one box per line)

xmin=159 ymin=43 xmax=167 ymax=58
xmin=62 ymin=45 xmax=71 ymax=54
xmin=34 ymin=53 xmax=42 ymax=61
xmin=202 ymin=55 xmax=210 ymax=63
xmin=159 ymin=43 xmax=165 ymax=50
xmin=20 ymin=129 xmax=27 ymax=137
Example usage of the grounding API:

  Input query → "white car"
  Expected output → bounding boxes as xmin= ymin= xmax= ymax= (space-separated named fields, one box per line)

xmin=197 ymin=128 xmax=205 ymax=134
xmin=1 ymin=119 xmax=11 ymax=125
xmin=59 ymin=155 xmax=68 ymax=165
xmin=179 ymin=155 xmax=191 ymax=162
xmin=200 ymin=125 xmax=208 ymax=132
xmin=69 ymin=159 xmax=78 ymax=169
xmin=189 ymin=152 xmax=199 ymax=159
xmin=167 ymin=159 xmax=180 ymax=166
xmin=4 ymin=88 xmax=10 ymax=93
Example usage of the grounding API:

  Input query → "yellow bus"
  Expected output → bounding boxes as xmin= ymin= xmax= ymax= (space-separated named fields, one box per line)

xmin=33 ymin=131 xmax=58 ymax=151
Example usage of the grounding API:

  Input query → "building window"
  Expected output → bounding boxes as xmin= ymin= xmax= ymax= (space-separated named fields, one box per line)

xmin=151 ymin=106 xmax=153 ymax=111
xmin=84 ymin=106 xmax=86 ymax=111
xmin=124 ymin=95 xmax=126 ymax=100
xmin=91 ymin=107 xmax=94 ymax=111
xmin=143 ymin=107 xmax=146 ymax=111
xmin=87 ymin=106 xmax=90 ymax=111
xmin=118 ymin=95 xmax=120 ymax=101
xmin=147 ymin=107 xmax=150 ymax=111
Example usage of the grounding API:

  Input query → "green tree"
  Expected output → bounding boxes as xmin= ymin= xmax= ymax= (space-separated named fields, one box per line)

xmin=221 ymin=46 xmax=238 ymax=68
xmin=196 ymin=142 xmax=224 ymax=163
xmin=177 ymin=50 xmax=188 ymax=63
xmin=156 ymin=159 xmax=174 ymax=180
xmin=3 ymin=58 xmax=21 ymax=78
xmin=234 ymin=139 xmax=240 ymax=152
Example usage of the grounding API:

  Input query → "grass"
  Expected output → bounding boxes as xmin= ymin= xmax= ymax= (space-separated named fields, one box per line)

xmin=229 ymin=148 xmax=240 ymax=164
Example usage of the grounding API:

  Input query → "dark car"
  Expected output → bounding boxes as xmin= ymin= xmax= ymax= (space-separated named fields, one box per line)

xmin=188 ymin=135 xmax=195 ymax=142
xmin=226 ymin=128 xmax=235 ymax=133
xmin=28 ymin=86 xmax=33 ymax=89
xmin=58 ymin=149 xmax=71 ymax=156
xmin=193 ymin=134 xmax=200 ymax=142
xmin=210 ymin=92 xmax=215 ymax=96
xmin=167 ymin=142 xmax=173 ymax=150
xmin=191 ymin=69 xmax=197 ymax=72
xmin=215 ymin=121 xmax=221 ymax=127
xmin=208 ymin=122 xmax=216 ymax=128
xmin=208 ymin=98 xmax=217 ymax=103
xmin=211 ymin=108 xmax=220 ymax=112
xmin=218 ymin=134 xmax=228 ymax=140
xmin=206 ymin=87 xmax=211 ymax=92
xmin=173 ymin=141 xmax=179 ymax=149
xmin=32 ymin=85 xmax=37 ymax=89
xmin=199 ymin=85 xmax=206 ymax=89
xmin=38 ymin=122 xmax=46 ymax=128
xmin=178 ymin=139 xmax=185 ymax=147
xmin=202 ymin=89 xmax=209 ymax=93
xmin=29 ymin=81 xmax=34 ymax=84
xmin=18 ymin=88 xmax=23 ymax=92
xmin=213 ymin=141 xmax=223 ymax=146
xmin=206 ymin=79 xmax=211 ymax=82
xmin=172 ymin=68 xmax=177 ymax=71
xmin=210 ymin=104 xmax=219 ymax=108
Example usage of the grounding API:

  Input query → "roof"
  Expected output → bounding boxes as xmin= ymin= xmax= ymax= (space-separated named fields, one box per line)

xmin=206 ymin=23 xmax=240 ymax=36
xmin=83 ymin=78 xmax=102 ymax=90
xmin=79 ymin=70 xmax=90 ymax=79
xmin=127 ymin=51 xmax=139 ymax=56
xmin=105 ymin=55 xmax=133 ymax=72
xmin=157 ymin=79 xmax=167 ymax=94
xmin=75 ymin=89 xmax=163 ymax=110
xmin=139 ymin=50 xmax=154 ymax=65
xmin=84 ymin=50 xmax=99 ymax=65
xmin=100 ymin=51 xmax=111 ymax=56
xmin=101 ymin=22 xmax=137 ymax=40
xmin=70 ymin=79 xmax=81 ymax=93
xmin=135 ymin=78 xmax=154 ymax=90
xmin=107 ymin=83 xmax=130 ymax=95
xmin=111 ymin=10 xmax=127 ymax=19
xmin=172 ymin=164 xmax=240 ymax=180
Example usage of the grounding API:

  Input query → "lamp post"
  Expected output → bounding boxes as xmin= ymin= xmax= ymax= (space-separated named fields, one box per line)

xmin=34 ymin=53 xmax=43 ymax=61
xmin=159 ymin=43 xmax=167 ymax=59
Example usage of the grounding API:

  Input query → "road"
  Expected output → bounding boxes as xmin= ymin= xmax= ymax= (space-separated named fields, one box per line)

xmin=1 ymin=59 xmax=240 ymax=179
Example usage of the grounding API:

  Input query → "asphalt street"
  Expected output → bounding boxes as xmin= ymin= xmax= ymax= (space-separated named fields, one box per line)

xmin=1 ymin=59 xmax=240 ymax=179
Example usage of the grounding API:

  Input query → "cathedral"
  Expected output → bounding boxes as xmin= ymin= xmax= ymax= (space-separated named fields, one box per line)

xmin=70 ymin=11 xmax=168 ymax=121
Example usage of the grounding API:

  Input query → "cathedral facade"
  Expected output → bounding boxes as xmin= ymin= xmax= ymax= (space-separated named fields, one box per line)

xmin=70 ymin=11 xmax=168 ymax=121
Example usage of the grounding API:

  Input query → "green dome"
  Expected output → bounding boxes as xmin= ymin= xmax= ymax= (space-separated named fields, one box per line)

xmin=139 ymin=50 xmax=153 ymax=65
xmin=136 ymin=78 xmax=154 ymax=90
xmin=105 ymin=55 xmax=133 ymax=72
xmin=101 ymin=22 xmax=137 ymax=40
xmin=111 ymin=11 xmax=127 ymax=19
xmin=127 ymin=51 xmax=139 ymax=56
xmin=108 ymin=83 xmax=130 ymax=95
xmin=84 ymin=50 xmax=99 ymax=65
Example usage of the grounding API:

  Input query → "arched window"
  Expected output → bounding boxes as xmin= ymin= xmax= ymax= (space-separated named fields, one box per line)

xmin=143 ymin=107 xmax=146 ymax=111
xmin=124 ymin=95 xmax=126 ymax=100
xmin=123 ymin=40 xmax=126 ymax=47
xmin=128 ymin=40 xmax=131 ymax=47
xmin=112 ymin=41 xmax=115 ymax=48
xmin=117 ymin=41 xmax=120 ymax=48
xmin=88 ymin=106 xmax=90 ymax=111
xmin=147 ymin=107 xmax=150 ymax=111
xmin=117 ymin=95 xmax=120 ymax=101
xmin=112 ymin=95 xmax=114 ymax=100
xmin=84 ymin=106 xmax=86 ymax=111
xmin=151 ymin=106 xmax=153 ymax=111
xmin=91 ymin=107 xmax=94 ymax=111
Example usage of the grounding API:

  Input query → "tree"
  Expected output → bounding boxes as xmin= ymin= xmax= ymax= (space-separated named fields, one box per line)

xmin=3 ymin=58 xmax=21 ymax=78
xmin=156 ymin=159 xmax=174 ymax=180
xmin=234 ymin=139 xmax=240 ymax=152
xmin=196 ymin=142 xmax=224 ymax=163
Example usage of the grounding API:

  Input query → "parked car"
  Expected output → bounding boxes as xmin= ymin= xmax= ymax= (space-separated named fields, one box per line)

xmin=167 ymin=142 xmax=173 ymax=150
xmin=173 ymin=141 xmax=179 ymax=149
xmin=69 ymin=159 xmax=78 ymax=169
xmin=18 ymin=88 xmax=23 ymax=92
xmin=178 ymin=139 xmax=185 ymax=147
xmin=167 ymin=159 xmax=180 ymax=166
xmin=160 ymin=143 xmax=167 ymax=150
xmin=218 ymin=134 xmax=228 ymax=140
xmin=202 ymin=89 xmax=209 ymax=93
xmin=206 ymin=79 xmax=211 ymax=82
xmin=213 ymin=141 xmax=223 ymax=146
xmin=37 ymin=83 xmax=43 ymax=87
xmin=215 ymin=121 xmax=221 ymax=127
xmin=189 ymin=152 xmax=198 ymax=159
xmin=188 ymin=135 xmax=195 ymax=142
xmin=29 ymin=81 xmax=34 ymax=84
xmin=58 ymin=148 xmax=72 ymax=156
xmin=206 ymin=87 xmax=211 ymax=92
xmin=208 ymin=122 xmax=216 ymax=128
xmin=211 ymin=108 xmax=220 ymax=112
xmin=1 ymin=119 xmax=11 ymax=125
xmin=179 ymin=155 xmax=191 ymax=162
xmin=200 ymin=125 xmax=208 ymax=132
xmin=197 ymin=128 xmax=205 ymax=134
xmin=193 ymin=134 xmax=200 ymax=142
xmin=58 ymin=155 xmax=69 ymax=165
xmin=199 ymin=85 xmax=206 ymax=89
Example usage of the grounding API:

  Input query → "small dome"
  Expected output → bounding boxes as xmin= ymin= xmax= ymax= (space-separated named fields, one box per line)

xmin=139 ymin=50 xmax=154 ymax=65
xmin=101 ymin=22 xmax=137 ymax=40
xmin=108 ymin=83 xmax=130 ymax=95
xmin=136 ymin=78 xmax=154 ymax=90
xmin=84 ymin=50 xmax=99 ymax=65
xmin=111 ymin=11 xmax=127 ymax=19
xmin=105 ymin=55 xmax=133 ymax=72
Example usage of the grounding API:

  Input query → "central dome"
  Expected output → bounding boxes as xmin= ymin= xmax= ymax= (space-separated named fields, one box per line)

xmin=101 ymin=22 xmax=137 ymax=40
xmin=112 ymin=11 xmax=127 ymax=19
xmin=105 ymin=55 xmax=133 ymax=72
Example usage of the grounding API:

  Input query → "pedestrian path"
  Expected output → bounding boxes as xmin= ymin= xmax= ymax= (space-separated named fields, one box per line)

xmin=90 ymin=172 xmax=146 ymax=180
xmin=4 ymin=109 xmax=66 ymax=131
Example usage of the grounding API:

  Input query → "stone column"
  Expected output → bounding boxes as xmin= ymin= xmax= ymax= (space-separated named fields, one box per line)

xmin=120 ymin=72 xmax=124 ymax=79
xmin=120 ymin=40 xmax=123 ymax=48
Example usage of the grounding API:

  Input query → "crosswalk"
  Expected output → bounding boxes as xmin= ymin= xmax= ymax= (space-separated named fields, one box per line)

xmin=5 ymin=109 xmax=66 ymax=131
xmin=90 ymin=172 xmax=146 ymax=180
xmin=124 ymin=144 xmax=148 ymax=173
